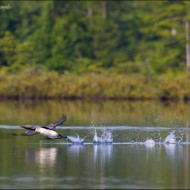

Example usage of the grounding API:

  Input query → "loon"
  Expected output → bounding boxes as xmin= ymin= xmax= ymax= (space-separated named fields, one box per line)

xmin=13 ymin=115 xmax=67 ymax=140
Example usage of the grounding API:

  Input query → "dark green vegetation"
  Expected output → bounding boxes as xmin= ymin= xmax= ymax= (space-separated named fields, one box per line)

xmin=1 ymin=67 xmax=190 ymax=100
xmin=1 ymin=1 xmax=190 ymax=100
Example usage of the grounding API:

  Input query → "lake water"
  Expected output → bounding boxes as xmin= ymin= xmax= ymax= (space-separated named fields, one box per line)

xmin=0 ymin=100 xmax=190 ymax=189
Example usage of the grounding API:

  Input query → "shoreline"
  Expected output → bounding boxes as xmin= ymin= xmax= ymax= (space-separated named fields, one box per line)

xmin=0 ymin=96 xmax=189 ymax=102
xmin=0 ymin=69 xmax=190 ymax=102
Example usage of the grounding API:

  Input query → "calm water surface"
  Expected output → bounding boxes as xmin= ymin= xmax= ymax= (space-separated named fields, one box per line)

xmin=0 ymin=100 xmax=190 ymax=189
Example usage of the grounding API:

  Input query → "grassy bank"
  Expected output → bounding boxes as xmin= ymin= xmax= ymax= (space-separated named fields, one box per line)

xmin=0 ymin=67 xmax=190 ymax=101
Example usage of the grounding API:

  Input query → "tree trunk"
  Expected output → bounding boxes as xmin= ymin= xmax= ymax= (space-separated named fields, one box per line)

xmin=87 ymin=7 xmax=93 ymax=26
xmin=102 ymin=0 xmax=106 ymax=19
xmin=185 ymin=19 xmax=190 ymax=72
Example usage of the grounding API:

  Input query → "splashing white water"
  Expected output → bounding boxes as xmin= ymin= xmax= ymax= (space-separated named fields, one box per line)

xmin=93 ymin=128 xmax=113 ymax=144
xmin=66 ymin=135 xmax=86 ymax=144
xmin=164 ymin=131 xmax=176 ymax=144
xmin=144 ymin=138 xmax=155 ymax=145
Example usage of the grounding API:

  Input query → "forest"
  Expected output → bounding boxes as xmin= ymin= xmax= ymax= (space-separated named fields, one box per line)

xmin=1 ymin=0 xmax=190 ymax=100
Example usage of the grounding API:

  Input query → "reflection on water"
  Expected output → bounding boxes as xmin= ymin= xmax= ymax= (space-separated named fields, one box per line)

xmin=164 ymin=143 xmax=177 ymax=155
xmin=164 ymin=144 xmax=183 ymax=163
xmin=35 ymin=147 xmax=58 ymax=168
xmin=67 ymin=144 xmax=85 ymax=157
xmin=1 ymin=136 xmax=190 ymax=189
xmin=93 ymin=144 xmax=113 ymax=163
xmin=25 ymin=147 xmax=59 ymax=175
xmin=0 ymin=100 xmax=190 ymax=188
xmin=0 ymin=100 xmax=190 ymax=127
xmin=144 ymin=142 xmax=155 ymax=148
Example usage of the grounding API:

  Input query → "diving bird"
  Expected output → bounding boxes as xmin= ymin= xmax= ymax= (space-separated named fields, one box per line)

xmin=13 ymin=115 xmax=67 ymax=140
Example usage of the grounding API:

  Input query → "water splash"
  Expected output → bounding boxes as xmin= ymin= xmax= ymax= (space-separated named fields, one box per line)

xmin=164 ymin=131 xmax=176 ymax=144
xmin=65 ymin=135 xmax=86 ymax=144
xmin=93 ymin=130 xmax=103 ymax=143
xmin=144 ymin=138 xmax=155 ymax=145
xmin=175 ymin=129 xmax=184 ymax=142
xmin=93 ymin=128 xmax=113 ymax=144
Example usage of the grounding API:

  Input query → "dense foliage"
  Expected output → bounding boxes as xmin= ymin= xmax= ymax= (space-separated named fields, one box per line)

xmin=1 ymin=1 xmax=190 ymax=74
xmin=1 ymin=1 xmax=190 ymax=100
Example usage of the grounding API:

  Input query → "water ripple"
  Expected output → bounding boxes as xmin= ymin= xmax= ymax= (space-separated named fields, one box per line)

xmin=1 ymin=125 xmax=190 ymax=131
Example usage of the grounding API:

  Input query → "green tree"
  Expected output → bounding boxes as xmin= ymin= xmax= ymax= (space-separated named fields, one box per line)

xmin=139 ymin=1 xmax=188 ymax=73
xmin=0 ymin=31 xmax=32 ymax=70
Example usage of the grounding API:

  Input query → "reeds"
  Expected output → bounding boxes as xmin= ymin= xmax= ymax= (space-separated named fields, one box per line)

xmin=0 ymin=67 xmax=190 ymax=101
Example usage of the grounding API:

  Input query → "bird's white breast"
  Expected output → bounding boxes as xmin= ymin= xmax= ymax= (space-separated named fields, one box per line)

xmin=35 ymin=127 xmax=58 ymax=138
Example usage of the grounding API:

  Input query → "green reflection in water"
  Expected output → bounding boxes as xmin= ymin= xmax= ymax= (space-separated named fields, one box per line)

xmin=0 ymin=100 xmax=190 ymax=189
xmin=0 ymin=100 xmax=190 ymax=127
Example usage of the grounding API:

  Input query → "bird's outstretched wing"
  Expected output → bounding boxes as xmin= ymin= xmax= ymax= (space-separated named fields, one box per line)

xmin=20 ymin=125 xmax=41 ymax=130
xmin=12 ymin=130 xmax=39 ymax=136
xmin=43 ymin=115 xmax=67 ymax=130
